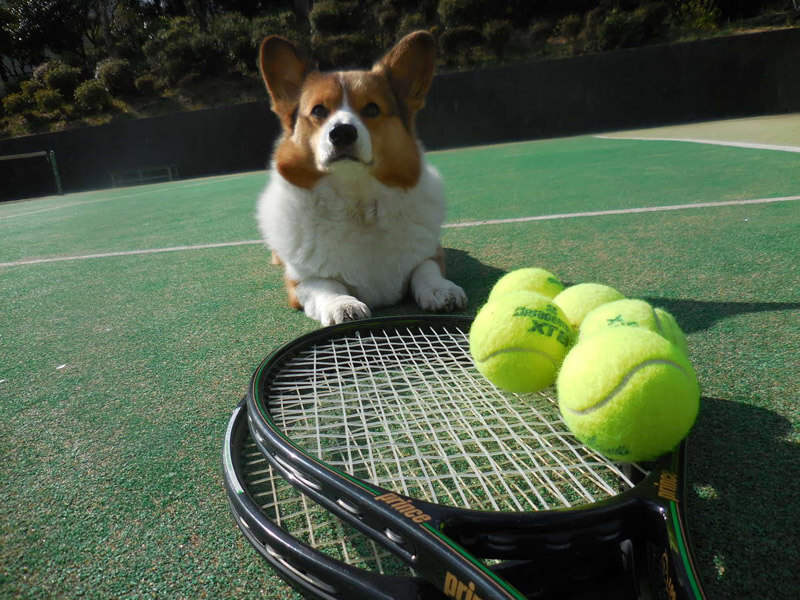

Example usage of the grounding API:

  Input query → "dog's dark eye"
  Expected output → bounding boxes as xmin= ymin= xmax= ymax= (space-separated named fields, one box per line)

xmin=311 ymin=104 xmax=329 ymax=119
xmin=362 ymin=102 xmax=381 ymax=118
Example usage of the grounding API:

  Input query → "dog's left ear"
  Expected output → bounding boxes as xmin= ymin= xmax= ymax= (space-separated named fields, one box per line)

xmin=375 ymin=31 xmax=436 ymax=121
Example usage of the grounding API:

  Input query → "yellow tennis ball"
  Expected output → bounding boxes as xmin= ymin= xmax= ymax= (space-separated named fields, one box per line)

xmin=655 ymin=308 xmax=689 ymax=356
xmin=553 ymin=283 xmax=625 ymax=329
xmin=470 ymin=291 xmax=573 ymax=393
xmin=557 ymin=328 xmax=700 ymax=462
xmin=488 ymin=267 xmax=565 ymax=302
xmin=579 ymin=299 xmax=689 ymax=355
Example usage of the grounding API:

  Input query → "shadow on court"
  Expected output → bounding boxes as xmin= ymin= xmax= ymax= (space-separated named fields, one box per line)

xmin=370 ymin=247 xmax=506 ymax=319
xmin=643 ymin=297 xmax=800 ymax=334
xmin=688 ymin=396 xmax=799 ymax=599
xmin=445 ymin=248 xmax=507 ymax=308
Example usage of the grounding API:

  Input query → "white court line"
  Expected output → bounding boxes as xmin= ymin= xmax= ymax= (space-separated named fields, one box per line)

xmin=0 ymin=240 xmax=263 ymax=268
xmin=1 ymin=194 xmax=798 ymax=269
xmin=0 ymin=171 xmax=263 ymax=221
xmin=596 ymin=135 xmax=800 ymax=153
xmin=442 ymin=195 xmax=800 ymax=229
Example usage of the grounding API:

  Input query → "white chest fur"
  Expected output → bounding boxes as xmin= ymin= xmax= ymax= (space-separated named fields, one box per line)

xmin=256 ymin=162 xmax=447 ymax=307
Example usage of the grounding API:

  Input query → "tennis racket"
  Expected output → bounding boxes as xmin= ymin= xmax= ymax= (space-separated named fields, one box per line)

xmin=224 ymin=399 xmax=633 ymax=600
xmin=244 ymin=315 xmax=706 ymax=600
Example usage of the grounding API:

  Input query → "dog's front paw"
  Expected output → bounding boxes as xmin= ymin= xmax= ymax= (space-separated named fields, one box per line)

xmin=415 ymin=279 xmax=467 ymax=313
xmin=320 ymin=296 xmax=372 ymax=326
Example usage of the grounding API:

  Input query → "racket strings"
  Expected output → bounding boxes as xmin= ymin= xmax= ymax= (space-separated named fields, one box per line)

xmin=266 ymin=325 xmax=646 ymax=512
xmin=240 ymin=438 xmax=411 ymax=575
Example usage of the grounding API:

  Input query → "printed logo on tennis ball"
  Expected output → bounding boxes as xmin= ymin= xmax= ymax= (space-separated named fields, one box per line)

xmin=469 ymin=290 xmax=572 ymax=393
xmin=557 ymin=328 xmax=700 ymax=462
xmin=606 ymin=314 xmax=637 ymax=326
xmin=578 ymin=298 xmax=690 ymax=356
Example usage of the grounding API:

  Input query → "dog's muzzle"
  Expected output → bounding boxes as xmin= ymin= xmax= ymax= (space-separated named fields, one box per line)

xmin=317 ymin=110 xmax=373 ymax=168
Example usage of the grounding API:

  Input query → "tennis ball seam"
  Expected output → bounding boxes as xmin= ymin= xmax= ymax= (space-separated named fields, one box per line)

xmin=650 ymin=305 xmax=666 ymax=336
xmin=476 ymin=347 xmax=558 ymax=369
xmin=562 ymin=358 xmax=693 ymax=416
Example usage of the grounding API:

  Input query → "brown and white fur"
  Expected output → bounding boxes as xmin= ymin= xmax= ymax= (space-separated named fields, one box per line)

xmin=256 ymin=31 xmax=467 ymax=326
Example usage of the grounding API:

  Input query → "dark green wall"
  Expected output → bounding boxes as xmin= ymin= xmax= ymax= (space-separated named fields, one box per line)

xmin=2 ymin=29 xmax=798 ymax=200
xmin=418 ymin=28 xmax=800 ymax=148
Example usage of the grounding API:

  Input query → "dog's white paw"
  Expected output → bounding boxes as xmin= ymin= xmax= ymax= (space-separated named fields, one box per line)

xmin=321 ymin=296 xmax=372 ymax=326
xmin=415 ymin=279 xmax=467 ymax=313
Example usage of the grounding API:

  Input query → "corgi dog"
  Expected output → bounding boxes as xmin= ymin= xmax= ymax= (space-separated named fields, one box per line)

xmin=256 ymin=31 xmax=467 ymax=326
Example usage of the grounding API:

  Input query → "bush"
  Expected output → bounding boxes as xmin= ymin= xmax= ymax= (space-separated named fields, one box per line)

xmin=3 ymin=79 xmax=22 ymax=95
xmin=312 ymin=33 xmax=372 ymax=69
xmin=95 ymin=58 xmax=136 ymax=96
xmin=209 ymin=12 xmax=254 ymax=75
xmin=397 ymin=13 xmax=428 ymax=38
xmin=74 ymin=80 xmax=109 ymax=113
xmin=143 ymin=17 xmax=222 ymax=85
xmin=596 ymin=9 xmax=644 ymax=50
xmin=32 ymin=62 xmax=52 ymax=83
xmin=20 ymin=79 xmax=46 ymax=98
xmin=578 ymin=5 xmax=657 ymax=52
xmin=556 ymin=14 xmax=583 ymax=39
xmin=35 ymin=88 xmax=64 ymax=112
xmin=251 ymin=10 xmax=310 ymax=48
xmin=2 ymin=92 xmax=31 ymax=115
xmin=636 ymin=2 xmax=670 ymax=38
xmin=42 ymin=62 xmax=82 ymax=96
xmin=438 ymin=0 xmax=491 ymax=28
xmin=309 ymin=1 xmax=359 ymax=35
xmin=134 ymin=74 xmax=158 ymax=96
xmin=483 ymin=20 xmax=513 ymax=60
xmin=106 ymin=2 xmax=155 ymax=64
xmin=373 ymin=0 xmax=399 ymax=37
xmin=678 ymin=0 xmax=721 ymax=30
xmin=439 ymin=26 xmax=484 ymax=65
xmin=528 ymin=20 xmax=554 ymax=52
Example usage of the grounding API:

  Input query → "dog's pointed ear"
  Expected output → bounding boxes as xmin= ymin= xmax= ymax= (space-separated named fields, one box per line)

xmin=375 ymin=31 xmax=436 ymax=120
xmin=260 ymin=36 xmax=311 ymax=130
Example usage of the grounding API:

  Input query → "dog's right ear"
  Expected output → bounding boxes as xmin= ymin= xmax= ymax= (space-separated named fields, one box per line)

xmin=259 ymin=36 xmax=311 ymax=131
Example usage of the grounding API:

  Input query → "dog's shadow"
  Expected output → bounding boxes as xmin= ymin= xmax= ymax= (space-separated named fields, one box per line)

xmin=375 ymin=250 xmax=800 ymax=331
xmin=372 ymin=248 xmax=504 ymax=318
xmin=444 ymin=248 xmax=507 ymax=311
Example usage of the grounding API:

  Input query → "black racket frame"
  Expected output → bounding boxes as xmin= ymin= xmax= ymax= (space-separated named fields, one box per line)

xmin=243 ymin=315 xmax=706 ymax=600
xmin=225 ymin=399 xmax=639 ymax=600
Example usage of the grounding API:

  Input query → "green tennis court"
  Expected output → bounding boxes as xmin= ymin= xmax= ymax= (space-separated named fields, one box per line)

xmin=1 ymin=114 xmax=798 ymax=599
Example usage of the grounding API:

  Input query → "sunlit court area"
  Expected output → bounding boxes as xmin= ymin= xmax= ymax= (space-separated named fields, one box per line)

xmin=2 ymin=3 xmax=799 ymax=600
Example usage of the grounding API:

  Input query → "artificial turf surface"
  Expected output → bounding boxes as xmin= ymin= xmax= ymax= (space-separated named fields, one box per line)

xmin=1 ymin=127 xmax=798 ymax=599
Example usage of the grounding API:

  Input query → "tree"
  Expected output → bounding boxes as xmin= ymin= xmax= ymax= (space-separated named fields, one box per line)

xmin=0 ymin=0 xmax=45 ymax=82
xmin=0 ymin=0 xmax=94 ymax=71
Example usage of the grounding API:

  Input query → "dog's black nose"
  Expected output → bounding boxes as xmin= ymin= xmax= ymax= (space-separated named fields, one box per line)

xmin=329 ymin=123 xmax=358 ymax=147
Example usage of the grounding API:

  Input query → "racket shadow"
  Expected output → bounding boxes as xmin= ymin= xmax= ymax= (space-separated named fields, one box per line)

xmin=686 ymin=396 xmax=799 ymax=599
xmin=642 ymin=297 xmax=800 ymax=335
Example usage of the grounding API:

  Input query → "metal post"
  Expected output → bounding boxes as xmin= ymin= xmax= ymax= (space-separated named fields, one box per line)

xmin=48 ymin=150 xmax=63 ymax=195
